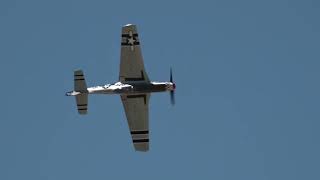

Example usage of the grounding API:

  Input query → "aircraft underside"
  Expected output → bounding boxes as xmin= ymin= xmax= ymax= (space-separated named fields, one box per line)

xmin=67 ymin=82 xmax=172 ymax=96
xmin=88 ymin=82 xmax=170 ymax=95
xmin=66 ymin=24 xmax=176 ymax=151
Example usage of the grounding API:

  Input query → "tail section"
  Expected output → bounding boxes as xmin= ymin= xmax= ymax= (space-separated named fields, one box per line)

xmin=74 ymin=70 xmax=88 ymax=115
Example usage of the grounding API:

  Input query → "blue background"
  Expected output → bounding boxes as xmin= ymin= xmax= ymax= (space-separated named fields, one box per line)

xmin=1 ymin=0 xmax=319 ymax=179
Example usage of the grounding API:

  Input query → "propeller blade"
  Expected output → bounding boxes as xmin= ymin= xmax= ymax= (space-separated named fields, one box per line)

xmin=170 ymin=68 xmax=173 ymax=82
xmin=170 ymin=91 xmax=175 ymax=105
xmin=169 ymin=67 xmax=175 ymax=105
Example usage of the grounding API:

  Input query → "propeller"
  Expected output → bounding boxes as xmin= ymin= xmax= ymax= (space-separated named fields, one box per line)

xmin=170 ymin=68 xmax=176 ymax=105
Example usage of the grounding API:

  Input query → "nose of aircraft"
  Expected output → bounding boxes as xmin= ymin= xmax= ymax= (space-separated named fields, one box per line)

xmin=169 ymin=68 xmax=176 ymax=105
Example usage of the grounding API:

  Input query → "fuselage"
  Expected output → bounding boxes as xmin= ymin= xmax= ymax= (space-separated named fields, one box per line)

xmin=66 ymin=81 xmax=175 ymax=96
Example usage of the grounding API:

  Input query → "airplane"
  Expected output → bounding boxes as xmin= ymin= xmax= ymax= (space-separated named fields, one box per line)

xmin=66 ymin=24 xmax=176 ymax=152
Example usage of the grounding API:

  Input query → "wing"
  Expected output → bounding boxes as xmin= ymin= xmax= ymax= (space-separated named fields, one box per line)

xmin=119 ymin=24 xmax=150 ymax=83
xmin=121 ymin=93 xmax=150 ymax=152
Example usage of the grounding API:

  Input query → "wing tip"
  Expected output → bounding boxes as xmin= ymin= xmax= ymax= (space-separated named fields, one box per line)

xmin=134 ymin=144 xmax=149 ymax=152
xmin=133 ymin=138 xmax=149 ymax=152
xmin=124 ymin=23 xmax=134 ymax=27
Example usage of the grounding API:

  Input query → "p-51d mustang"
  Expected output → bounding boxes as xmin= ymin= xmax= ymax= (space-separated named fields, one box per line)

xmin=66 ymin=24 xmax=176 ymax=152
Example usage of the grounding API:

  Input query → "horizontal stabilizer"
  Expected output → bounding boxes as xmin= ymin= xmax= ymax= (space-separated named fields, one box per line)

xmin=74 ymin=70 xmax=87 ymax=92
xmin=74 ymin=70 xmax=88 ymax=115
xmin=76 ymin=94 xmax=88 ymax=115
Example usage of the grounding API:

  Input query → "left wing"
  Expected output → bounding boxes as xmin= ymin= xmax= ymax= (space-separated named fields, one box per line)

xmin=119 ymin=24 xmax=150 ymax=83
xmin=121 ymin=93 xmax=150 ymax=152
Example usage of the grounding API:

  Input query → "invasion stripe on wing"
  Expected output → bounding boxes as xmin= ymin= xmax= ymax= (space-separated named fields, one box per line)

xmin=77 ymin=104 xmax=87 ymax=106
xmin=131 ymin=130 xmax=149 ymax=135
xmin=133 ymin=139 xmax=149 ymax=143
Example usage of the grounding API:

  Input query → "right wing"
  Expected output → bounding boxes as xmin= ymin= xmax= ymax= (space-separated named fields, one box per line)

xmin=121 ymin=93 xmax=150 ymax=152
xmin=119 ymin=24 xmax=150 ymax=83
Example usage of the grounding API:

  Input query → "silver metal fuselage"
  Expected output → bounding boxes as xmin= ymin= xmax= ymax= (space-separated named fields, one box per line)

xmin=67 ymin=81 xmax=175 ymax=96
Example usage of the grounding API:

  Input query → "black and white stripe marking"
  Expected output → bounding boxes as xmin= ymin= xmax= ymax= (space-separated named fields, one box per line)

xmin=133 ymin=139 xmax=149 ymax=143
xmin=131 ymin=130 xmax=149 ymax=143
xmin=131 ymin=130 xmax=149 ymax=135
xmin=77 ymin=103 xmax=87 ymax=111
xmin=122 ymin=33 xmax=138 ymax=38
xmin=74 ymin=74 xmax=85 ymax=81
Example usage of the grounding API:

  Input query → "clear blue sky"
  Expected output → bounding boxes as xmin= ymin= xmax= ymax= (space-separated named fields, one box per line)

xmin=1 ymin=0 xmax=319 ymax=179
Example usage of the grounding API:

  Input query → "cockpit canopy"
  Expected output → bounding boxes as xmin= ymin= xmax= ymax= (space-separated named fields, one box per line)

xmin=104 ymin=84 xmax=111 ymax=88
xmin=114 ymin=82 xmax=122 ymax=86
